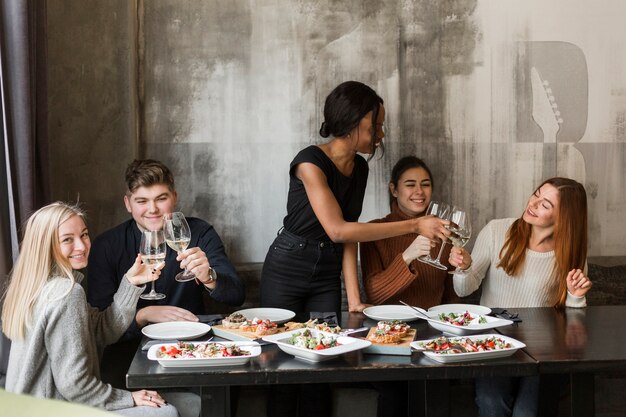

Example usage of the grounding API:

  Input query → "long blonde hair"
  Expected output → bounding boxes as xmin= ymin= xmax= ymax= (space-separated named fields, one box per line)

xmin=497 ymin=178 xmax=588 ymax=307
xmin=1 ymin=202 xmax=86 ymax=340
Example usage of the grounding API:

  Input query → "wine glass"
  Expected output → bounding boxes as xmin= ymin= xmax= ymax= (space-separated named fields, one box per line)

xmin=163 ymin=212 xmax=195 ymax=282
xmin=447 ymin=206 xmax=472 ymax=275
xmin=139 ymin=230 xmax=166 ymax=300
xmin=417 ymin=201 xmax=452 ymax=271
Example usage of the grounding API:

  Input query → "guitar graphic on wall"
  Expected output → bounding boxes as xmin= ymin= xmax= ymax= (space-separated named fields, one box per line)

xmin=530 ymin=66 xmax=563 ymax=144
xmin=529 ymin=62 xmax=585 ymax=183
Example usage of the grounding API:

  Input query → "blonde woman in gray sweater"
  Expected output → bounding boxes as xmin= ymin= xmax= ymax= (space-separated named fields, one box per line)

xmin=2 ymin=202 xmax=176 ymax=417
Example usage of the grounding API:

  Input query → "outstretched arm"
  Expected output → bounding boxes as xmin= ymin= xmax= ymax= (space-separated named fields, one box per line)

xmin=297 ymin=163 xmax=450 ymax=243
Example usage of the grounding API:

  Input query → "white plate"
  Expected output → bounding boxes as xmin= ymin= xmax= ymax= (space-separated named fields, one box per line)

xmin=428 ymin=303 xmax=492 ymax=315
xmin=426 ymin=311 xmax=512 ymax=336
xmin=411 ymin=334 xmax=525 ymax=363
xmin=362 ymin=305 xmax=428 ymax=322
xmin=262 ymin=328 xmax=371 ymax=363
xmin=233 ymin=308 xmax=296 ymax=324
xmin=147 ymin=341 xmax=261 ymax=367
xmin=141 ymin=322 xmax=211 ymax=340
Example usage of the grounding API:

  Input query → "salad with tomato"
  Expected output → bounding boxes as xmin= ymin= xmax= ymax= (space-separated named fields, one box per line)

xmin=156 ymin=342 xmax=251 ymax=359
xmin=418 ymin=336 xmax=512 ymax=354
xmin=437 ymin=311 xmax=487 ymax=326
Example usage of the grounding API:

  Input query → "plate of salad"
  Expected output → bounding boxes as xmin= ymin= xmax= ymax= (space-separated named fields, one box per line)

xmin=262 ymin=328 xmax=371 ymax=363
xmin=426 ymin=311 xmax=513 ymax=335
xmin=147 ymin=341 xmax=262 ymax=367
xmin=428 ymin=303 xmax=492 ymax=315
xmin=411 ymin=334 xmax=525 ymax=363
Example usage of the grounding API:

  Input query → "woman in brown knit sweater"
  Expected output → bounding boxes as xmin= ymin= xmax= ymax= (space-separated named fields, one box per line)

xmin=360 ymin=156 xmax=459 ymax=308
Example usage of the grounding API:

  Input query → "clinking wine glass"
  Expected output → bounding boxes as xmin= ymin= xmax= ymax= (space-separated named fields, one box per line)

xmin=163 ymin=212 xmax=195 ymax=282
xmin=139 ymin=230 xmax=166 ymax=300
xmin=417 ymin=201 xmax=452 ymax=271
xmin=447 ymin=206 xmax=472 ymax=275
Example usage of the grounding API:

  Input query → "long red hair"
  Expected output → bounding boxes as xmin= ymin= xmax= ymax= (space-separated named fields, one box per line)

xmin=497 ymin=178 xmax=588 ymax=307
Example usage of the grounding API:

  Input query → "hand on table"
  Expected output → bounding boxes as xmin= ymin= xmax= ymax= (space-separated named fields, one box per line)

xmin=448 ymin=246 xmax=472 ymax=271
xmin=132 ymin=389 xmax=166 ymax=408
xmin=125 ymin=254 xmax=164 ymax=286
xmin=136 ymin=306 xmax=199 ymax=327
xmin=566 ymin=268 xmax=592 ymax=297
xmin=348 ymin=302 xmax=372 ymax=313
xmin=402 ymin=235 xmax=434 ymax=264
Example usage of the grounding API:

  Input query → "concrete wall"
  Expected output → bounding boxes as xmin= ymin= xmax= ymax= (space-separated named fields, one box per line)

xmin=48 ymin=0 xmax=626 ymax=263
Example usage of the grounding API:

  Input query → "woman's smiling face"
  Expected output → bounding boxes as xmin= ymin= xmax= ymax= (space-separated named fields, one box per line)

xmin=58 ymin=214 xmax=91 ymax=269
xmin=390 ymin=167 xmax=432 ymax=217
xmin=523 ymin=183 xmax=560 ymax=228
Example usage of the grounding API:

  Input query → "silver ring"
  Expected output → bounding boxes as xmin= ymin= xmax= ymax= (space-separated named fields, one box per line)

xmin=149 ymin=395 xmax=152 ymax=401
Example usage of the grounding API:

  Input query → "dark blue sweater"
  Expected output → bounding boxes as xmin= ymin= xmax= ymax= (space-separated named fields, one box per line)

xmin=87 ymin=217 xmax=245 ymax=340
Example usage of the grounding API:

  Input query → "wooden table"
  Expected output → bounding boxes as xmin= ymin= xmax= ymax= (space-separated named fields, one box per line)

xmin=127 ymin=312 xmax=537 ymax=417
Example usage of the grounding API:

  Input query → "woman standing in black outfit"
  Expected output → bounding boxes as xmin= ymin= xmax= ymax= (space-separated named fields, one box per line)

xmin=261 ymin=80 xmax=450 ymax=317
xmin=260 ymin=81 xmax=450 ymax=417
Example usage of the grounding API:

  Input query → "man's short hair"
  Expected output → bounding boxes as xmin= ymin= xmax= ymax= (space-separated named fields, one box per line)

xmin=125 ymin=159 xmax=175 ymax=194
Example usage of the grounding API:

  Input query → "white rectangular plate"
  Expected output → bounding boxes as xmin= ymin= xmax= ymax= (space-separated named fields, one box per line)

xmin=147 ymin=341 xmax=261 ymax=367
xmin=426 ymin=311 xmax=512 ymax=336
xmin=411 ymin=334 xmax=525 ymax=363
xmin=262 ymin=328 xmax=371 ymax=363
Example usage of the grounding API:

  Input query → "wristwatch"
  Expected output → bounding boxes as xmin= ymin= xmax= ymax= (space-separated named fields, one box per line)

xmin=205 ymin=267 xmax=218 ymax=284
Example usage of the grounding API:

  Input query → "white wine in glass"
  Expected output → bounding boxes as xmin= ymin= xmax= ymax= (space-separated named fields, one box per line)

xmin=139 ymin=230 xmax=166 ymax=300
xmin=417 ymin=201 xmax=452 ymax=271
xmin=447 ymin=206 xmax=472 ymax=275
xmin=163 ymin=212 xmax=195 ymax=282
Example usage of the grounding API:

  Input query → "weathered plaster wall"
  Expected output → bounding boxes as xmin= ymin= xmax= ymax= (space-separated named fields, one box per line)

xmin=48 ymin=0 xmax=626 ymax=263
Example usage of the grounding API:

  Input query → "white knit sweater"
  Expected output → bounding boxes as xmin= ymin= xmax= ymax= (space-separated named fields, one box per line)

xmin=453 ymin=218 xmax=586 ymax=308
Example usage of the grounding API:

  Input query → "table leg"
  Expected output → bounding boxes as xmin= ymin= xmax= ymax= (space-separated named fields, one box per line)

xmin=570 ymin=373 xmax=594 ymax=417
xmin=200 ymin=386 xmax=230 ymax=417
xmin=409 ymin=380 xmax=450 ymax=417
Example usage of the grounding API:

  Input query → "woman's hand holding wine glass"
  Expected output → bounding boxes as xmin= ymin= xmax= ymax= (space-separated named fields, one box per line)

xmin=139 ymin=230 xmax=167 ymax=300
xmin=447 ymin=206 xmax=472 ymax=275
xmin=403 ymin=235 xmax=435 ymax=265
xmin=125 ymin=253 xmax=164 ymax=286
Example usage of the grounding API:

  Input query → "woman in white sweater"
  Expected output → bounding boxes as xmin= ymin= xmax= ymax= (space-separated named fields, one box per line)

xmin=449 ymin=177 xmax=592 ymax=417
xmin=2 ymin=202 xmax=176 ymax=417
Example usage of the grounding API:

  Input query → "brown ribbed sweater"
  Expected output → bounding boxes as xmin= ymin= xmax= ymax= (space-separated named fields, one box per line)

xmin=360 ymin=203 xmax=460 ymax=309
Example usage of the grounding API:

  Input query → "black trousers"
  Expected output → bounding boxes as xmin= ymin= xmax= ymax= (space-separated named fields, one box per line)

xmin=260 ymin=229 xmax=341 ymax=417
xmin=260 ymin=228 xmax=343 ymax=316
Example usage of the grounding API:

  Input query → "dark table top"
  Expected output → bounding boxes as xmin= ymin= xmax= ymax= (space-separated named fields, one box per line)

xmin=495 ymin=305 xmax=626 ymax=374
xmin=127 ymin=311 xmax=537 ymax=389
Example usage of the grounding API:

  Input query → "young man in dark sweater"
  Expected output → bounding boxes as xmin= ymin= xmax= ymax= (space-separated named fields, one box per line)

xmin=87 ymin=159 xmax=245 ymax=387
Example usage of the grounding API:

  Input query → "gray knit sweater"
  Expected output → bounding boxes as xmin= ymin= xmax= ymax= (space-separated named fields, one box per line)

xmin=6 ymin=272 xmax=144 ymax=410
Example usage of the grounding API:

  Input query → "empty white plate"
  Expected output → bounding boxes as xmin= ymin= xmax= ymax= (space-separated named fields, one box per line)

xmin=141 ymin=322 xmax=211 ymax=340
xmin=363 ymin=305 xmax=427 ymax=322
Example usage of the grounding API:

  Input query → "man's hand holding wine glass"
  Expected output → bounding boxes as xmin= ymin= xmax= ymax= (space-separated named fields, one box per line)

xmin=177 ymin=247 xmax=218 ymax=290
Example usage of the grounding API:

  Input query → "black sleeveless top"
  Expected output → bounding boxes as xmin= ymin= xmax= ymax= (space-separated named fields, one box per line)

xmin=283 ymin=145 xmax=369 ymax=241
